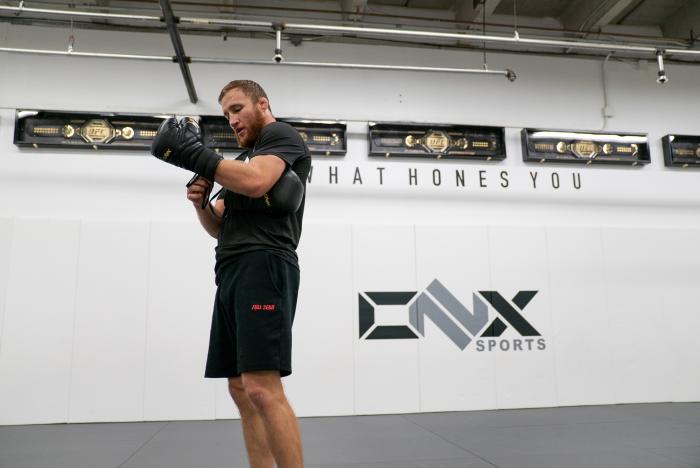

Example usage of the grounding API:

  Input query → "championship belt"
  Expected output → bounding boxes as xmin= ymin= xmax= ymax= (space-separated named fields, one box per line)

xmin=662 ymin=134 xmax=700 ymax=168
xmin=522 ymin=129 xmax=650 ymax=166
xmin=369 ymin=122 xmax=505 ymax=160
xmin=199 ymin=116 xmax=346 ymax=157
xmin=14 ymin=110 xmax=163 ymax=150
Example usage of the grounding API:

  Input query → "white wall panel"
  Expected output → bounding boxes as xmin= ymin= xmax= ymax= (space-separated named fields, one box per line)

xmin=601 ymin=227 xmax=688 ymax=404
xmin=487 ymin=226 xmax=558 ymax=409
xmin=285 ymin=224 xmax=355 ymax=417
xmin=69 ymin=220 xmax=150 ymax=422
xmin=352 ymin=225 xmax=420 ymax=415
xmin=661 ymin=231 xmax=700 ymax=402
xmin=414 ymin=225 xmax=498 ymax=412
xmin=545 ymin=227 xmax=616 ymax=406
xmin=143 ymin=221 xmax=217 ymax=421
xmin=0 ymin=218 xmax=80 ymax=425
xmin=0 ymin=218 xmax=13 ymax=342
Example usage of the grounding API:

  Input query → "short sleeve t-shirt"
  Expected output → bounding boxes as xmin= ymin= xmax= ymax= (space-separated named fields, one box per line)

xmin=215 ymin=121 xmax=311 ymax=273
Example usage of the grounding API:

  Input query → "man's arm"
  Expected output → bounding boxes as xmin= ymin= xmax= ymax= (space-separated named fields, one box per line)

xmin=195 ymin=199 xmax=224 ymax=238
xmin=214 ymin=155 xmax=286 ymax=199
xmin=187 ymin=178 xmax=224 ymax=238
xmin=151 ymin=118 xmax=288 ymax=199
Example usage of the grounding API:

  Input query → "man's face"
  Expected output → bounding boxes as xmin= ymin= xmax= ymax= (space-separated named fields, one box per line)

xmin=220 ymin=88 xmax=267 ymax=148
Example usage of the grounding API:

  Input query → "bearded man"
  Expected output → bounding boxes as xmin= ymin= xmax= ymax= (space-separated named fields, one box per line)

xmin=151 ymin=79 xmax=311 ymax=468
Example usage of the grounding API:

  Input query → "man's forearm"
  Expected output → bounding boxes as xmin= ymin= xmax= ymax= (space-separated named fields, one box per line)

xmin=214 ymin=159 xmax=263 ymax=198
xmin=195 ymin=205 xmax=222 ymax=238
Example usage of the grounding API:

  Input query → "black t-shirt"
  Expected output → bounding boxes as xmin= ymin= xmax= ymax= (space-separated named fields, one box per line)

xmin=215 ymin=121 xmax=311 ymax=273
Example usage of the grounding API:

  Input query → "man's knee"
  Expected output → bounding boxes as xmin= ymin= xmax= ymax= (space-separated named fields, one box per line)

xmin=228 ymin=377 xmax=251 ymax=409
xmin=242 ymin=371 xmax=285 ymax=412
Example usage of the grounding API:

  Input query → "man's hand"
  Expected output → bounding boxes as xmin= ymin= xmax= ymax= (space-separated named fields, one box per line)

xmin=150 ymin=117 xmax=223 ymax=182
xmin=186 ymin=176 xmax=213 ymax=210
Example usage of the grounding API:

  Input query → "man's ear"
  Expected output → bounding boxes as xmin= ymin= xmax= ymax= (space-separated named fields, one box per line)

xmin=258 ymin=97 xmax=270 ymax=113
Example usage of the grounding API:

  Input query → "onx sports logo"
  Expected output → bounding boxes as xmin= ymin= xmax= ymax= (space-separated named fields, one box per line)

xmin=358 ymin=279 xmax=546 ymax=352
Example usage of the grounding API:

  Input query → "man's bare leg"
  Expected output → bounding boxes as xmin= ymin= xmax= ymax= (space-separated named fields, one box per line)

xmin=228 ymin=377 xmax=275 ymax=468
xmin=242 ymin=371 xmax=303 ymax=468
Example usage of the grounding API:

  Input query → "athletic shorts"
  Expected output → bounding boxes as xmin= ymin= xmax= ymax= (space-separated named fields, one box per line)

xmin=204 ymin=250 xmax=299 ymax=378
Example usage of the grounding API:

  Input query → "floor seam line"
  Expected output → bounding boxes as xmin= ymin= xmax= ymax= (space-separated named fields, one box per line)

xmin=401 ymin=415 xmax=501 ymax=468
xmin=117 ymin=421 xmax=170 ymax=468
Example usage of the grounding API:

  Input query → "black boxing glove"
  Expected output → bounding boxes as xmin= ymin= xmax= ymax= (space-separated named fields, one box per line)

xmin=262 ymin=167 xmax=304 ymax=213
xmin=150 ymin=117 xmax=223 ymax=182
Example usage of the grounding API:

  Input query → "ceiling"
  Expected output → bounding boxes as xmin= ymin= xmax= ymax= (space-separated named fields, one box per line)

xmin=1 ymin=0 xmax=699 ymax=62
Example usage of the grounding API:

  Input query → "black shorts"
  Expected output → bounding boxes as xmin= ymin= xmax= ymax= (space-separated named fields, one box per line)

xmin=205 ymin=250 xmax=299 ymax=378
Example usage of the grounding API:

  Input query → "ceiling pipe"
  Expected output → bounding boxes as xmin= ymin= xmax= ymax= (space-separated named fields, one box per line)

xmin=0 ymin=46 xmax=516 ymax=80
xmin=0 ymin=4 xmax=158 ymax=21
xmin=182 ymin=16 xmax=271 ymax=28
xmin=0 ymin=46 xmax=172 ymax=61
xmin=193 ymin=56 xmax=516 ymax=80
xmin=281 ymin=22 xmax=659 ymax=54
xmin=665 ymin=48 xmax=700 ymax=56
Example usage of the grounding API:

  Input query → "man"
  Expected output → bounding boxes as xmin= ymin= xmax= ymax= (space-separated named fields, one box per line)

xmin=151 ymin=80 xmax=311 ymax=468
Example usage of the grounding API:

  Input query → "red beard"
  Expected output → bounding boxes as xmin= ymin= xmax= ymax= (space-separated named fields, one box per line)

xmin=238 ymin=109 xmax=266 ymax=148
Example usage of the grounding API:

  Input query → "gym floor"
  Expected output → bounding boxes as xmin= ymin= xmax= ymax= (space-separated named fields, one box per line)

xmin=1 ymin=403 xmax=699 ymax=468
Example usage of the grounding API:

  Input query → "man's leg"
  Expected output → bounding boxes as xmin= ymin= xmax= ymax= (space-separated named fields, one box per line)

xmin=228 ymin=377 xmax=275 ymax=468
xmin=242 ymin=371 xmax=303 ymax=468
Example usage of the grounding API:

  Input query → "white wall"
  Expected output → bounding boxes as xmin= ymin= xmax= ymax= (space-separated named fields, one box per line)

xmin=1 ymin=23 xmax=699 ymax=425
